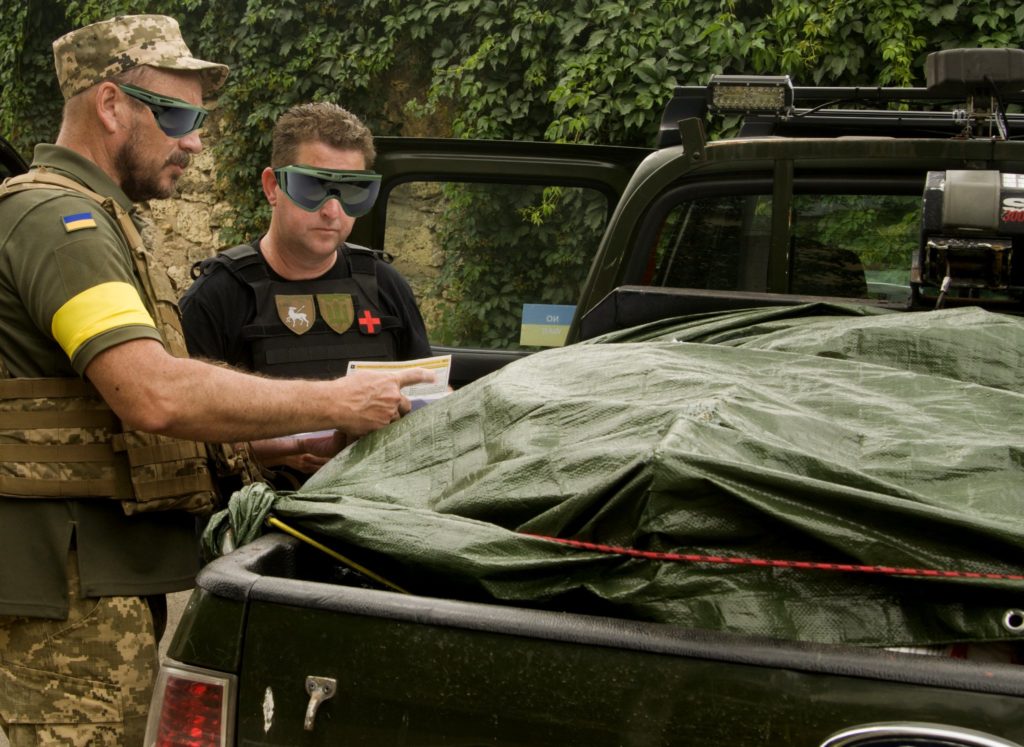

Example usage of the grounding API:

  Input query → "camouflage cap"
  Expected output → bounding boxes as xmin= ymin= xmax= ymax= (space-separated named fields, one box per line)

xmin=52 ymin=14 xmax=229 ymax=100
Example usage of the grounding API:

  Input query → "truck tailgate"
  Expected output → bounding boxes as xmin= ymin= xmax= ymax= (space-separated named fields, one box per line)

xmin=179 ymin=534 xmax=1024 ymax=746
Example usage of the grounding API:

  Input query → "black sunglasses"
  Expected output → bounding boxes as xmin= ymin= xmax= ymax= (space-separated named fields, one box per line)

xmin=118 ymin=83 xmax=208 ymax=138
xmin=273 ymin=165 xmax=382 ymax=217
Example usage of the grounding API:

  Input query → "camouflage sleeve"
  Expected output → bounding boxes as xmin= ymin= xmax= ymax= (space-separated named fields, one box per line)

xmin=7 ymin=191 xmax=161 ymax=374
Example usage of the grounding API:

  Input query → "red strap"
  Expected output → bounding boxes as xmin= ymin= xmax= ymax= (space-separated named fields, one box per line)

xmin=525 ymin=534 xmax=1024 ymax=581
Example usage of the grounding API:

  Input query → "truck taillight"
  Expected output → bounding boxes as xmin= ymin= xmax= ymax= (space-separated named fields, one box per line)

xmin=145 ymin=663 xmax=237 ymax=747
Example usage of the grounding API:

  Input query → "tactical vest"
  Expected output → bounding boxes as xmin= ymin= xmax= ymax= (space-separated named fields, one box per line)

xmin=0 ymin=169 xmax=259 ymax=515
xmin=193 ymin=242 xmax=400 ymax=379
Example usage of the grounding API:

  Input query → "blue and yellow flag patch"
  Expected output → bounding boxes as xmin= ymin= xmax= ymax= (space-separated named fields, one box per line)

xmin=61 ymin=212 xmax=97 ymax=232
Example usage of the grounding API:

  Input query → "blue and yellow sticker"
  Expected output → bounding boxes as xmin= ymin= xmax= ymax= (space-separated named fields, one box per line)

xmin=61 ymin=212 xmax=97 ymax=232
xmin=519 ymin=303 xmax=575 ymax=347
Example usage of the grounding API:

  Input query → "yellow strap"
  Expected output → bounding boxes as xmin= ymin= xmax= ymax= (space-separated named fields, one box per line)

xmin=266 ymin=516 xmax=409 ymax=595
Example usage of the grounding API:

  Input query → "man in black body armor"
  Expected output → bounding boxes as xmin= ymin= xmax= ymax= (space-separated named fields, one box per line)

xmin=180 ymin=103 xmax=432 ymax=477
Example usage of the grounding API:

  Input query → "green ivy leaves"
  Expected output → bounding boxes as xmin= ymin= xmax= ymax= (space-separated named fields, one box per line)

xmin=5 ymin=0 xmax=1024 ymax=228
xmin=3 ymin=0 xmax=1024 ymax=347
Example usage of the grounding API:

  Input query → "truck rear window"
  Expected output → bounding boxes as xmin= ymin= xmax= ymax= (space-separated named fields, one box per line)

xmin=648 ymin=189 xmax=918 ymax=304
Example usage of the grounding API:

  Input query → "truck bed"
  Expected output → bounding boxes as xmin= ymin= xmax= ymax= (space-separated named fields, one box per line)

xmin=167 ymin=533 xmax=1024 ymax=746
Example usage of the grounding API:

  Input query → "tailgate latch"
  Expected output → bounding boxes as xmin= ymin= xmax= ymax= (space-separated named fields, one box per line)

xmin=304 ymin=675 xmax=337 ymax=731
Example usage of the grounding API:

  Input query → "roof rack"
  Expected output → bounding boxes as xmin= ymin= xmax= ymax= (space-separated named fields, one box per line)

xmin=658 ymin=48 xmax=1024 ymax=147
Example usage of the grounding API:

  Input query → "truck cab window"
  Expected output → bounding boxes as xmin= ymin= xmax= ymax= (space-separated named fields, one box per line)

xmin=647 ymin=190 xmax=918 ymax=303
xmin=652 ymin=193 xmax=772 ymax=291
xmin=383 ymin=180 xmax=611 ymax=350
xmin=791 ymin=194 xmax=919 ymax=303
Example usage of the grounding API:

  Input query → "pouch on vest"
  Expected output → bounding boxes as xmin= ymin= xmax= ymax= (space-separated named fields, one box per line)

xmin=0 ymin=375 xmax=226 ymax=515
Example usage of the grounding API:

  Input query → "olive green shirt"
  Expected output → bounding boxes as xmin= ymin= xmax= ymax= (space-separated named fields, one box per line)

xmin=0 ymin=144 xmax=198 ymax=619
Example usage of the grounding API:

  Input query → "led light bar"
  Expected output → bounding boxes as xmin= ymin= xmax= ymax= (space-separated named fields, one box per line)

xmin=707 ymin=74 xmax=794 ymax=114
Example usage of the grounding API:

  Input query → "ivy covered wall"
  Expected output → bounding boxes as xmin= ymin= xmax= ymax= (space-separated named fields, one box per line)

xmin=3 ymin=0 xmax=1023 ymax=242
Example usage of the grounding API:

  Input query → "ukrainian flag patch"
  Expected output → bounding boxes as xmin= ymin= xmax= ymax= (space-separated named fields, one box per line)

xmin=61 ymin=212 xmax=97 ymax=232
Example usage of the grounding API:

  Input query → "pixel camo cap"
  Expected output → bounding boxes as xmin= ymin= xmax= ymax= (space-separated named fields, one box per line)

xmin=53 ymin=14 xmax=229 ymax=100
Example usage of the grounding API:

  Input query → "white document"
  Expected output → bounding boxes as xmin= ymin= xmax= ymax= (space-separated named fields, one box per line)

xmin=347 ymin=354 xmax=452 ymax=407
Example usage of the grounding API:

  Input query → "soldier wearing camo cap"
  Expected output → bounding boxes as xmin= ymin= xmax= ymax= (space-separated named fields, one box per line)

xmin=52 ymin=14 xmax=228 ymax=99
xmin=0 ymin=14 xmax=430 ymax=747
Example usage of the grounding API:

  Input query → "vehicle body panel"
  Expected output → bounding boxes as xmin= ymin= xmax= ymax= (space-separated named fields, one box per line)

xmin=170 ymin=536 xmax=1024 ymax=746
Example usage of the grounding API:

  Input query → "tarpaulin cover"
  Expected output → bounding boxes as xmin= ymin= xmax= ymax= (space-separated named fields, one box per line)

xmin=204 ymin=303 xmax=1024 ymax=646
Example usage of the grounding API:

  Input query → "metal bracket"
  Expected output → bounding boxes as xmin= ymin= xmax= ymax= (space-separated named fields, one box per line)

xmin=678 ymin=117 xmax=707 ymax=162
xmin=303 ymin=676 xmax=337 ymax=731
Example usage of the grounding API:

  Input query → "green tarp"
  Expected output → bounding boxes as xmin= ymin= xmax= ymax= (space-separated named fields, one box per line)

xmin=204 ymin=304 xmax=1024 ymax=646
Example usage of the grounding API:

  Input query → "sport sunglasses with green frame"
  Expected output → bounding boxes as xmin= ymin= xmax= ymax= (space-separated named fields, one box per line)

xmin=117 ymin=83 xmax=209 ymax=138
xmin=273 ymin=164 xmax=382 ymax=217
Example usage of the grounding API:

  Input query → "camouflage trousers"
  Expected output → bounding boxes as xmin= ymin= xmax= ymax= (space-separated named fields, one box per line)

xmin=0 ymin=552 xmax=157 ymax=746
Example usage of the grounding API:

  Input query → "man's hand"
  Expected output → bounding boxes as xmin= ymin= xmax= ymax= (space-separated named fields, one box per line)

xmin=334 ymin=368 xmax=435 ymax=437
xmin=85 ymin=339 xmax=435 ymax=443
xmin=250 ymin=430 xmax=349 ymax=474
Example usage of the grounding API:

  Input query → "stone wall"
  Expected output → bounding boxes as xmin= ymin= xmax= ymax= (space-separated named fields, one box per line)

xmin=140 ymin=146 xmax=226 ymax=301
xmin=380 ymin=181 xmax=447 ymax=331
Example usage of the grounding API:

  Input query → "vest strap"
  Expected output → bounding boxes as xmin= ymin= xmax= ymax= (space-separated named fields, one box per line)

xmin=0 ymin=410 xmax=119 ymax=429
xmin=0 ymin=475 xmax=122 ymax=499
xmin=0 ymin=443 xmax=115 ymax=462
xmin=0 ymin=377 xmax=99 ymax=398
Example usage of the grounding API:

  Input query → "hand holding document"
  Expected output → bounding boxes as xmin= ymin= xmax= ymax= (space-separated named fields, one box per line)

xmin=347 ymin=355 xmax=452 ymax=410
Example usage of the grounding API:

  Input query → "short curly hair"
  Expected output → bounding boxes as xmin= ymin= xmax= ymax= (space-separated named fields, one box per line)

xmin=270 ymin=102 xmax=376 ymax=169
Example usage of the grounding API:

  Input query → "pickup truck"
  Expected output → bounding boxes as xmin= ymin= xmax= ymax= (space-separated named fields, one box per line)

xmin=148 ymin=49 xmax=1024 ymax=746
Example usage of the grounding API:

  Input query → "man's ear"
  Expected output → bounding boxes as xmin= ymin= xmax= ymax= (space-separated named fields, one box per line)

xmin=94 ymin=81 xmax=126 ymax=135
xmin=261 ymin=167 xmax=278 ymax=206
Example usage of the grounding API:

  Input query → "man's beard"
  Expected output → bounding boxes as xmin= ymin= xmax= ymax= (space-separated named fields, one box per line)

xmin=117 ymin=131 xmax=191 ymax=202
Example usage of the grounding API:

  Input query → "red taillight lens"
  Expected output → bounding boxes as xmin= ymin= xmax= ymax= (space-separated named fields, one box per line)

xmin=145 ymin=664 xmax=236 ymax=747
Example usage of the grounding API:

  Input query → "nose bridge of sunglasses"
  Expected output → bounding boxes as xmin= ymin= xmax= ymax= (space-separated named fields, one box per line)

xmin=306 ymin=179 xmax=352 ymax=205
xmin=320 ymin=191 xmax=346 ymax=212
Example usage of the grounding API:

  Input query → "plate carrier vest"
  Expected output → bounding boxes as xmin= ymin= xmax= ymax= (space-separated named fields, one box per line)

xmin=0 ymin=169 xmax=259 ymax=515
xmin=193 ymin=242 xmax=400 ymax=379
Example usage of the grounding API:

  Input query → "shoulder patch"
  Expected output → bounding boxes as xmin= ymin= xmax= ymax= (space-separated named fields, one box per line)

xmin=61 ymin=211 xmax=97 ymax=232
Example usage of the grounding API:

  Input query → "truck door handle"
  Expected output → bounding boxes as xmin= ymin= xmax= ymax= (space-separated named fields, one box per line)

xmin=304 ymin=676 xmax=337 ymax=731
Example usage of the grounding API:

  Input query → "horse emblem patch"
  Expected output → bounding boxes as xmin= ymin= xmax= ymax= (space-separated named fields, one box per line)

xmin=276 ymin=295 xmax=315 ymax=335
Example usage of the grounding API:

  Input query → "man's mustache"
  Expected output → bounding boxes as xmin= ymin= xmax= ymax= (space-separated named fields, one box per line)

xmin=167 ymin=151 xmax=191 ymax=169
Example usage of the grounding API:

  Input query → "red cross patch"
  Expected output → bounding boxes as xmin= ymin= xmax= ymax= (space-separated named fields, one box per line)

xmin=358 ymin=309 xmax=381 ymax=335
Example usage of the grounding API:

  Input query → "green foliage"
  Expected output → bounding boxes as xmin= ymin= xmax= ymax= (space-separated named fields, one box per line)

xmin=430 ymin=183 xmax=607 ymax=348
xmin=0 ymin=0 xmax=198 ymax=154
xmin=3 ymin=0 xmax=1024 ymax=345
xmin=795 ymin=194 xmax=920 ymax=275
